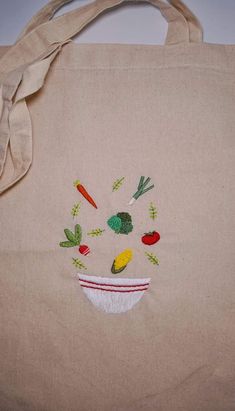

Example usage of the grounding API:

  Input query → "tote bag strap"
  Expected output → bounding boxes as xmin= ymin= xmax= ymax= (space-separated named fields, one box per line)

xmin=16 ymin=0 xmax=202 ymax=43
xmin=0 ymin=0 xmax=196 ymax=194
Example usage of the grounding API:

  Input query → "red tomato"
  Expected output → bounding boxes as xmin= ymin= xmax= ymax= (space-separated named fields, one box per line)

xmin=141 ymin=231 xmax=160 ymax=246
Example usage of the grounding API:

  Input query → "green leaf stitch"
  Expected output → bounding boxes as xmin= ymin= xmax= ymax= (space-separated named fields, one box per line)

xmin=87 ymin=228 xmax=105 ymax=237
xmin=145 ymin=252 xmax=160 ymax=266
xmin=64 ymin=228 xmax=77 ymax=243
xmin=71 ymin=202 xmax=81 ymax=218
xmin=59 ymin=241 xmax=76 ymax=248
xmin=60 ymin=225 xmax=82 ymax=248
xmin=72 ymin=258 xmax=87 ymax=270
xmin=149 ymin=202 xmax=158 ymax=220
xmin=75 ymin=224 xmax=82 ymax=243
xmin=112 ymin=177 xmax=125 ymax=192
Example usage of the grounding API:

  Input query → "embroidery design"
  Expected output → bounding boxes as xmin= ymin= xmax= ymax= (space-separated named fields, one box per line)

xmin=149 ymin=202 xmax=158 ymax=220
xmin=59 ymin=224 xmax=82 ymax=248
xmin=73 ymin=258 xmax=87 ymax=270
xmin=71 ymin=202 xmax=81 ymax=218
xmin=111 ymin=249 xmax=133 ymax=274
xmin=79 ymin=245 xmax=90 ymax=256
xmin=87 ymin=228 xmax=105 ymax=237
xmin=107 ymin=212 xmax=133 ymax=235
xmin=74 ymin=180 xmax=98 ymax=209
xmin=59 ymin=175 xmax=160 ymax=313
xmin=112 ymin=177 xmax=125 ymax=192
xmin=129 ymin=176 xmax=154 ymax=205
xmin=141 ymin=231 xmax=160 ymax=246
xmin=145 ymin=252 xmax=160 ymax=266
xmin=78 ymin=274 xmax=151 ymax=314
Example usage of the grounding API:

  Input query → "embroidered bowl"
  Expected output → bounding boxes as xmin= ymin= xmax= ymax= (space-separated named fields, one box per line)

xmin=77 ymin=274 xmax=151 ymax=314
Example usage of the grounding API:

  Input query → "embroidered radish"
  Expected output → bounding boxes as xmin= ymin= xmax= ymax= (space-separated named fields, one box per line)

xmin=79 ymin=245 xmax=90 ymax=256
xmin=141 ymin=231 xmax=160 ymax=246
xmin=73 ymin=180 xmax=98 ymax=209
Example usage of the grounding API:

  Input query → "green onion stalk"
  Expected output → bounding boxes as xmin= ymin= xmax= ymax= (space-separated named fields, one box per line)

xmin=129 ymin=176 xmax=154 ymax=205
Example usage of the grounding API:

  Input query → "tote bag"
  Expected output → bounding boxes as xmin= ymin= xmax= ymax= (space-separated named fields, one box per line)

xmin=0 ymin=1 xmax=234 ymax=410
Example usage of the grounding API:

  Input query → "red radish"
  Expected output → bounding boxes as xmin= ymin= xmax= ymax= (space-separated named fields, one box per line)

xmin=79 ymin=245 xmax=90 ymax=256
xmin=141 ymin=231 xmax=160 ymax=246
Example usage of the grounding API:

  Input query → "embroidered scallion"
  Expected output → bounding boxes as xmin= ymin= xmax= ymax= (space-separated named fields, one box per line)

xmin=129 ymin=176 xmax=154 ymax=205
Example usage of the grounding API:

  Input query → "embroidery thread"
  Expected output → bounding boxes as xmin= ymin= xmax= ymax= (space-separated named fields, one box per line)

xmin=107 ymin=212 xmax=133 ymax=235
xmin=112 ymin=177 xmax=125 ymax=192
xmin=79 ymin=245 xmax=90 ymax=256
xmin=129 ymin=176 xmax=154 ymax=205
xmin=111 ymin=248 xmax=133 ymax=274
xmin=87 ymin=228 xmax=105 ymax=237
xmin=72 ymin=258 xmax=87 ymax=270
xmin=74 ymin=180 xmax=98 ymax=209
xmin=142 ymin=231 xmax=160 ymax=246
xmin=59 ymin=224 xmax=82 ymax=248
xmin=149 ymin=202 xmax=158 ymax=220
xmin=145 ymin=252 xmax=160 ymax=266
xmin=71 ymin=202 xmax=81 ymax=218
xmin=78 ymin=274 xmax=150 ymax=314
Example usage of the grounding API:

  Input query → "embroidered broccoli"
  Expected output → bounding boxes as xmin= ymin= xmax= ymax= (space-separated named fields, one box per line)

xmin=107 ymin=212 xmax=133 ymax=235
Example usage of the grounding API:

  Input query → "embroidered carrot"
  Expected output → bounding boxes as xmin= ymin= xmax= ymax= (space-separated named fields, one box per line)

xmin=73 ymin=180 xmax=98 ymax=209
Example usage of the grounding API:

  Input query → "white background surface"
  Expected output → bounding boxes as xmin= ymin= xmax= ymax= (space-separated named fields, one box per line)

xmin=0 ymin=0 xmax=235 ymax=45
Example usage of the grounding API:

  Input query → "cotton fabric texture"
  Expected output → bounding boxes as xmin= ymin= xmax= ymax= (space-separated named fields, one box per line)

xmin=0 ymin=1 xmax=234 ymax=410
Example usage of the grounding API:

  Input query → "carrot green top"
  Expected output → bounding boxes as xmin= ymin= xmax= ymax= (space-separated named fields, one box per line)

xmin=73 ymin=180 xmax=81 ymax=187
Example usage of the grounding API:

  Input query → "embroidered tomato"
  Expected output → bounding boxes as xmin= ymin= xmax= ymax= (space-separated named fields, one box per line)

xmin=79 ymin=245 xmax=90 ymax=256
xmin=141 ymin=231 xmax=160 ymax=246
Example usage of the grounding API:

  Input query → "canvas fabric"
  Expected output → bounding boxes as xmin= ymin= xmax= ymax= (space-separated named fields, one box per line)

xmin=0 ymin=1 xmax=234 ymax=410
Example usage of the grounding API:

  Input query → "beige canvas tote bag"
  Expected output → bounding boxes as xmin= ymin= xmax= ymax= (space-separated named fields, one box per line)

xmin=0 ymin=1 xmax=234 ymax=410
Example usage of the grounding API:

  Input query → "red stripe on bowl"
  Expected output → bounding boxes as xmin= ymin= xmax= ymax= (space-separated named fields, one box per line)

xmin=80 ymin=284 xmax=149 ymax=293
xmin=79 ymin=278 xmax=150 ymax=288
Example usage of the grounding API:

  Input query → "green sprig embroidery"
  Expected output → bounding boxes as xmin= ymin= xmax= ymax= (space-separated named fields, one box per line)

xmin=72 ymin=258 xmax=87 ymax=270
xmin=149 ymin=202 xmax=158 ymax=220
xmin=145 ymin=252 xmax=160 ymax=266
xmin=71 ymin=202 xmax=81 ymax=218
xmin=112 ymin=177 xmax=125 ymax=192
xmin=59 ymin=224 xmax=82 ymax=247
xmin=87 ymin=228 xmax=105 ymax=237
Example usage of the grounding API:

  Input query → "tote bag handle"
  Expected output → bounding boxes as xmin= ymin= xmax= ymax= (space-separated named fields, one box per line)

xmin=0 ymin=0 xmax=202 ymax=195
xmin=16 ymin=0 xmax=202 ymax=44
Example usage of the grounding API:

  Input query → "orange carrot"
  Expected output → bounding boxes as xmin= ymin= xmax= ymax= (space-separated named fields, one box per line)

xmin=73 ymin=180 xmax=98 ymax=209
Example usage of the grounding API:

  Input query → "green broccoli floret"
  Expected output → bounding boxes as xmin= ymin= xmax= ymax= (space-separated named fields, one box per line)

xmin=116 ymin=212 xmax=132 ymax=222
xmin=107 ymin=212 xmax=133 ymax=235
xmin=107 ymin=216 xmax=122 ymax=233
xmin=119 ymin=220 xmax=133 ymax=235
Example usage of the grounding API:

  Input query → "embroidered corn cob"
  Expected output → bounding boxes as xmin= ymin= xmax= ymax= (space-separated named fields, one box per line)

xmin=111 ymin=249 xmax=133 ymax=274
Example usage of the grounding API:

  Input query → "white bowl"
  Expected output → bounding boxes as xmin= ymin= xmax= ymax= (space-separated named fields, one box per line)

xmin=77 ymin=274 xmax=151 ymax=314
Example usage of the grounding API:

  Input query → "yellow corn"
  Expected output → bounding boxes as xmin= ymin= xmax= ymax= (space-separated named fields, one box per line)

xmin=114 ymin=249 xmax=133 ymax=271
